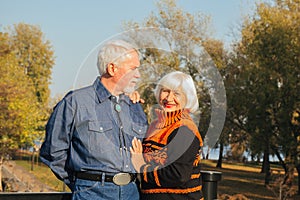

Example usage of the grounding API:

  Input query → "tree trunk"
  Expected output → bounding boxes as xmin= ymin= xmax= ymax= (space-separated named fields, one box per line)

xmin=262 ymin=146 xmax=270 ymax=185
xmin=205 ymin=147 xmax=210 ymax=160
xmin=296 ymin=165 xmax=300 ymax=195
xmin=216 ymin=143 xmax=224 ymax=168
xmin=283 ymin=161 xmax=294 ymax=187
xmin=0 ymin=156 xmax=3 ymax=192
xmin=261 ymin=152 xmax=270 ymax=173
xmin=31 ymin=150 xmax=35 ymax=171
xmin=273 ymin=147 xmax=287 ymax=172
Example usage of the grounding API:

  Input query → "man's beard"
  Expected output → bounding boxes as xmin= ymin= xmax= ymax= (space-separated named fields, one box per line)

xmin=123 ymin=85 xmax=136 ymax=94
xmin=118 ymin=77 xmax=139 ymax=95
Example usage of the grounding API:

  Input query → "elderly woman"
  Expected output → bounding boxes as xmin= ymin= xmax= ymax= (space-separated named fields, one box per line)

xmin=130 ymin=71 xmax=204 ymax=200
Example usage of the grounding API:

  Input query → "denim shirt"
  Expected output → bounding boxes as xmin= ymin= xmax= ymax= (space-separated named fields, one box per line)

xmin=40 ymin=77 xmax=148 ymax=184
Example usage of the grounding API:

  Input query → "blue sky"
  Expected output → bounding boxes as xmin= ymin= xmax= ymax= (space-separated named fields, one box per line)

xmin=1 ymin=0 xmax=263 ymax=97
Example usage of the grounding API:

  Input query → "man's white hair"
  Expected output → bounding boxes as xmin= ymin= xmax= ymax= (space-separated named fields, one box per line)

xmin=97 ymin=39 xmax=139 ymax=75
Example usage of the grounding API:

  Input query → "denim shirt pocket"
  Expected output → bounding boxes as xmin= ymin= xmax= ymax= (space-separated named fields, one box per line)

xmin=88 ymin=120 xmax=113 ymax=133
xmin=87 ymin=121 xmax=117 ymax=153
xmin=131 ymin=123 xmax=147 ymax=139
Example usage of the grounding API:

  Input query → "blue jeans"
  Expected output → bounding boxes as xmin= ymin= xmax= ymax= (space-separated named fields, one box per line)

xmin=72 ymin=178 xmax=139 ymax=200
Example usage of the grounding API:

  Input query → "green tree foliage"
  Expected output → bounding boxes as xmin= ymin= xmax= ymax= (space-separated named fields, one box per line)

xmin=9 ymin=23 xmax=54 ymax=137
xmin=9 ymin=23 xmax=54 ymax=110
xmin=0 ymin=33 xmax=40 ymax=147
xmin=0 ymin=24 xmax=54 ymax=190
xmin=228 ymin=0 xmax=300 ymax=191
xmin=0 ymin=32 xmax=37 ymax=191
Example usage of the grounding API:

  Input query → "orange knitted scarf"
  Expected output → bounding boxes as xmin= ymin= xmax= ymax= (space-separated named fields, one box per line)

xmin=144 ymin=109 xmax=203 ymax=147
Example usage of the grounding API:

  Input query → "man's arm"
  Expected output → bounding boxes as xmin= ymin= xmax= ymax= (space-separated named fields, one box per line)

xmin=39 ymin=98 xmax=74 ymax=187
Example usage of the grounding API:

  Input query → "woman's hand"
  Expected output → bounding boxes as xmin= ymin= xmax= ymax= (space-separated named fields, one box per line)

xmin=130 ymin=137 xmax=146 ymax=172
xmin=128 ymin=91 xmax=145 ymax=104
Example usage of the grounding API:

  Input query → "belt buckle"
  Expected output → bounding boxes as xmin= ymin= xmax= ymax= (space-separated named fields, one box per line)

xmin=112 ymin=173 xmax=131 ymax=186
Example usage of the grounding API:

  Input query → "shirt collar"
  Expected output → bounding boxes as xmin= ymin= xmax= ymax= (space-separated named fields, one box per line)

xmin=119 ymin=94 xmax=131 ymax=105
xmin=93 ymin=77 xmax=132 ymax=105
xmin=93 ymin=77 xmax=110 ymax=103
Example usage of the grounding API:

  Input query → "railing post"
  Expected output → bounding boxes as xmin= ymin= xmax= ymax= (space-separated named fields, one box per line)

xmin=201 ymin=170 xmax=222 ymax=200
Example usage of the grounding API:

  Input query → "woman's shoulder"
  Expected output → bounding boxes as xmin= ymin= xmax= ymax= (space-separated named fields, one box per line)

xmin=168 ymin=124 xmax=202 ymax=146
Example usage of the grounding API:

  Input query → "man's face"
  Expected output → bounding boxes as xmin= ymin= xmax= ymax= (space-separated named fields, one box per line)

xmin=114 ymin=50 xmax=141 ymax=94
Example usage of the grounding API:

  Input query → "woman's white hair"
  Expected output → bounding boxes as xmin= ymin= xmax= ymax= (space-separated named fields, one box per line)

xmin=154 ymin=71 xmax=199 ymax=113
xmin=97 ymin=39 xmax=138 ymax=75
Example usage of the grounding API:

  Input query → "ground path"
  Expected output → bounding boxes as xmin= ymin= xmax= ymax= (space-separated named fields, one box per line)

xmin=2 ymin=160 xmax=55 ymax=192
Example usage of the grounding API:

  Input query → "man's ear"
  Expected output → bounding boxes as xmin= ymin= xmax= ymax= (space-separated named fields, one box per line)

xmin=107 ymin=63 xmax=117 ymax=76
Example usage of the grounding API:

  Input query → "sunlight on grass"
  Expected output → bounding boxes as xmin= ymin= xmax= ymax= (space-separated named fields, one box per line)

xmin=201 ymin=159 xmax=283 ymax=173
xmin=15 ymin=160 xmax=70 ymax=192
xmin=201 ymin=159 xmax=290 ymax=200
xmin=225 ymin=176 xmax=264 ymax=184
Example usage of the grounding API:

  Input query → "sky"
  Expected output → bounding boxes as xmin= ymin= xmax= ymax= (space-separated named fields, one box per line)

xmin=0 ymin=0 xmax=263 ymax=98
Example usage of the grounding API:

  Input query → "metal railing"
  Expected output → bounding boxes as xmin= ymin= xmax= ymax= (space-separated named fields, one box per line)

xmin=0 ymin=192 xmax=72 ymax=200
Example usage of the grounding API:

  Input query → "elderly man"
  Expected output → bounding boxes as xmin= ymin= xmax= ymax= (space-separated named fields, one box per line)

xmin=40 ymin=40 xmax=148 ymax=200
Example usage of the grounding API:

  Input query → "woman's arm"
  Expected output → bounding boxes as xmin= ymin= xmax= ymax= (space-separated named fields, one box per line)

xmin=141 ymin=126 xmax=200 ymax=187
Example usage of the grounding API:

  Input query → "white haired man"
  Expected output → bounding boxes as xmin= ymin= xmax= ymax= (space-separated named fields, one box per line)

xmin=40 ymin=40 xmax=148 ymax=200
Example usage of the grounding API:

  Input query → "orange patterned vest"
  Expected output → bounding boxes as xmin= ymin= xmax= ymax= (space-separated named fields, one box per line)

xmin=143 ymin=108 xmax=203 ymax=168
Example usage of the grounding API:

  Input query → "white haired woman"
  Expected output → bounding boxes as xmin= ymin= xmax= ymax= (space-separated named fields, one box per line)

xmin=130 ymin=71 xmax=204 ymax=200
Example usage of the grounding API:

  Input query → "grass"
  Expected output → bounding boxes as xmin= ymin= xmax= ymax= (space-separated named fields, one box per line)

xmin=201 ymin=160 xmax=299 ymax=199
xmin=15 ymin=160 xmax=70 ymax=192
xmin=14 ymin=159 xmax=299 ymax=199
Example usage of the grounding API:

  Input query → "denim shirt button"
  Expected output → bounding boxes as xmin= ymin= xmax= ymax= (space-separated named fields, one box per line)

xmin=99 ymin=127 xmax=103 ymax=131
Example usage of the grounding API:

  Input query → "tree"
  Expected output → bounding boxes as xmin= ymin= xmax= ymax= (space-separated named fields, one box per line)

xmin=9 ymin=23 xmax=54 ymax=107
xmin=222 ymin=49 xmax=253 ymax=166
xmin=231 ymin=0 xmax=300 ymax=191
xmin=123 ymin=0 xmax=227 ymax=151
xmin=0 ymin=24 xmax=55 ymax=191
xmin=0 ymin=32 xmax=40 ymax=191
xmin=8 ymin=23 xmax=55 ymax=137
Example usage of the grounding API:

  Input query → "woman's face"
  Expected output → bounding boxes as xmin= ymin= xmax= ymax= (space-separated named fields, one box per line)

xmin=159 ymin=88 xmax=186 ymax=112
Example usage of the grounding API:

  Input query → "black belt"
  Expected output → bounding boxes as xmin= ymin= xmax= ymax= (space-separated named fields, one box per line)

xmin=75 ymin=172 xmax=136 ymax=186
